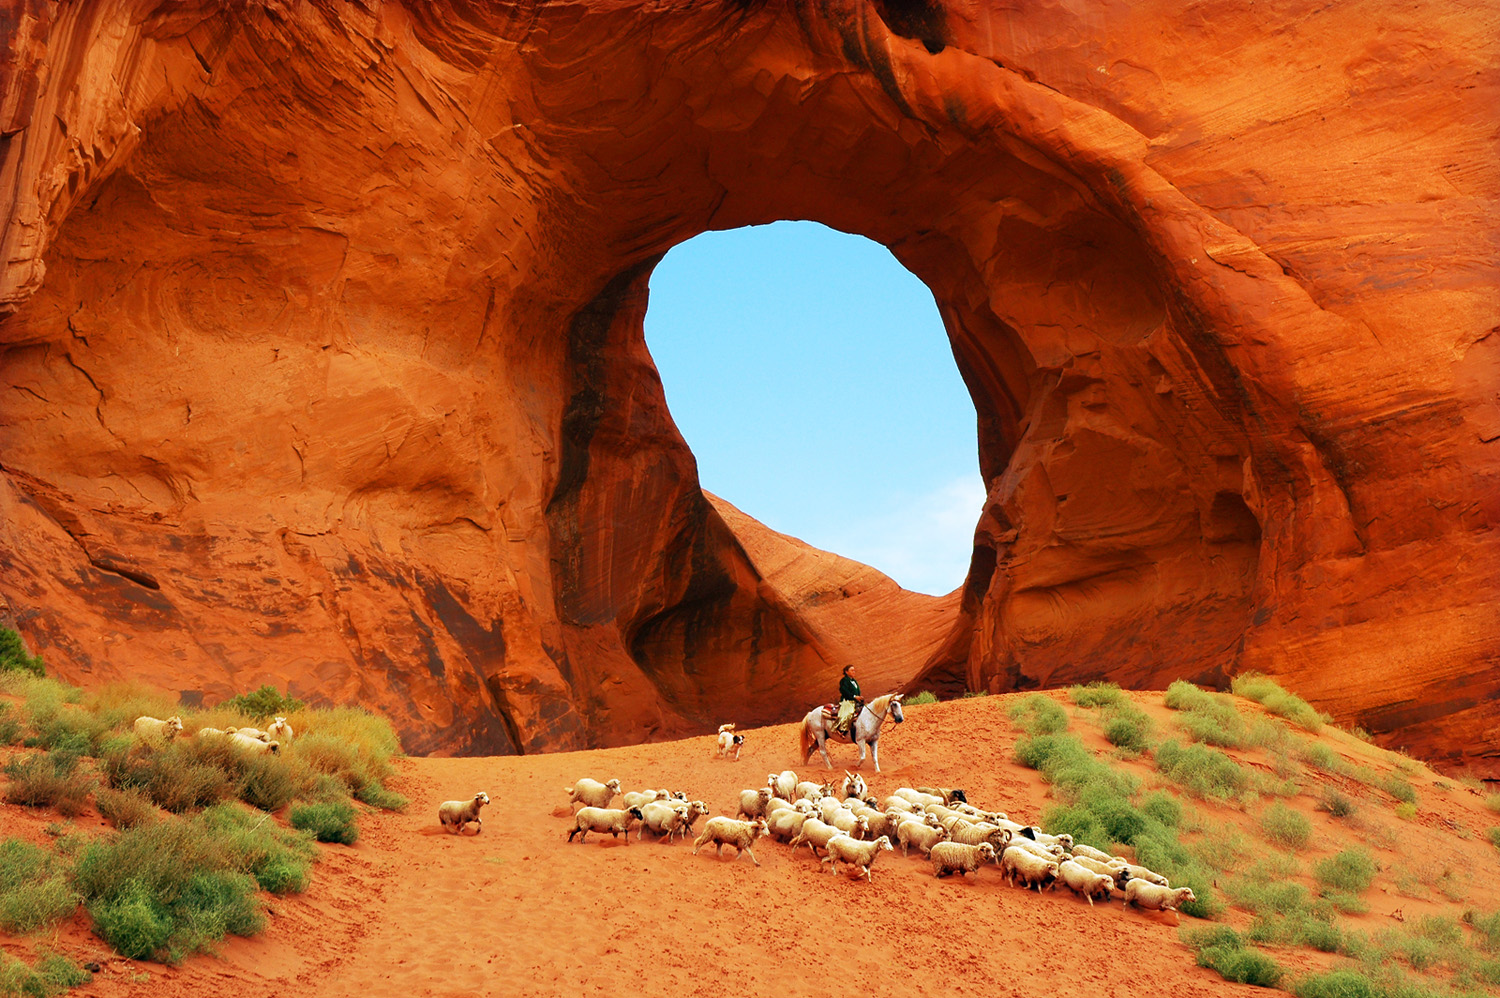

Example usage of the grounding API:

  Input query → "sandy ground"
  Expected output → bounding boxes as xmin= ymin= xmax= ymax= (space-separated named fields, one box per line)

xmin=5 ymin=693 xmax=1498 ymax=998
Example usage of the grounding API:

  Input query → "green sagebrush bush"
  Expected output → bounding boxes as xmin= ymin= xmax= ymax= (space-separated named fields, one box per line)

xmin=0 ymin=950 xmax=91 ymax=998
xmin=0 ymin=627 xmax=44 ymax=677
xmin=1315 ymin=849 xmax=1378 ymax=894
xmin=0 ymin=838 xmax=78 ymax=933
xmin=290 ymin=800 xmax=359 ymax=845
xmin=2 ymin=752 xmax=93 ymax=817
xmin=1182 ymin=926 xmax=1285 ymax=988
xmin=1231 ymin=673 xmax=1326 ymax=731
xmin=1069 ymin=682 xmax=1125 ymax=708
xmin=1260 ymin=802 xmax=1312 ymax=849
xmin=1007 ymin=694 xmax=1069 ymax=736
xmin=217 ymin=684 xmax=305 ymax=721
xmin=1155 ymin=739 xmax=1250 ymax=801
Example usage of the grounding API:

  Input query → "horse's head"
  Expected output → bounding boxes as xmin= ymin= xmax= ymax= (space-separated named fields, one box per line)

xmin=890 ymin=693 xmax=905 ymax=724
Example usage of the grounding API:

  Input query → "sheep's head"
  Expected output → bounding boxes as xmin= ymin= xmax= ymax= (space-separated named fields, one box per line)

xmin=1175 ymin=888 xmax=1198 ymax=903
xmin=794 ymin=799 xmax=815 ymax=814
xmin=977 ymin=843 xmax=997 ymax=862
xmin=273 ymin=715 xmax=287 ymax=725
xmin=605 ymin=779 xmax=622 ymax=793
xmin=923 ymin=813 xmax=943 ymax=828
xmin=267 ymin=741 xmax=281 ymax=755
xmin=991 ymin=829 xmax=1013 ymax=848
xmin=1055 ymin=833 xmax=1074 ymax=849
xmin=627 ymin=807 xmax=644 ymax=820
xmin=874 ymin=836 xmax=893 ymax=852
xmin=750 ymin=818 xmax=769 ymax=837
xmin=853 ymin=816 xmax=869 ymax=836
xmin=166 ymin=716 xmax=184 ymax=732
xmin=948 ymin=789 xmax=967 ymax=804
xmin=474 ymin=792 xmax=491 ymax=806
xmin=757 ymin=788 xmax=772 ymax=801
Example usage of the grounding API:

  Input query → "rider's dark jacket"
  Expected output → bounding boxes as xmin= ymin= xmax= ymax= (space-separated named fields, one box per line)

xmin=839 ymin=675 xmax=861 ymax=702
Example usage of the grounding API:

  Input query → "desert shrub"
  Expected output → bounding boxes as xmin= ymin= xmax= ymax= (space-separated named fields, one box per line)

xmin=1260 ymin=802 xmax=1312 ymax=849
xmin=1485 ymin=827 xmax=1500 ymax=851
xmin=1007 ymin=694 xmax=1069 ymax=736
xmin=1318 ymin=787 xmax=1357 ymax=818
xmin=1069 ymin=682 xmax=1125 ymax=708
xmin=0 ymin=950 xmax=91 ymax=998
xmin=94 ymin=786 xmax=158 ymax=830
xmin=83 ymin=682 xmax=180 ymax=734
xmin=1164 ymin=681 xmax=1248 ymax=747
xmin=0 ymin=704 xmax=20 ymax=746
xmin=1298 ymin=918 xmax=1348 ymax=953
xmin=1320 ymin=890 xmax=1370 ymax=915
xmin=1301 ymin=742 xmax=1346 ymax=773
xmin=354 ymin=782 xmax=408 ymax=811
xmin=198 ymin=803 xmax=315 ymax=894
xmin=233 ymin=754 xmax=302 ymax=813
xmin=0 ymin=839 xmax=78 ymax=933
xmin=285 ymin=708 xmax=404 ymax=810
xmin=1316 ymin=849 xmax=1378 ymax=894
xmin=902 ymin=690 xmax=938 ymax=706
xmin=1394 ymin=802 xmax=1417 ymax=821
xmin=1182 ymin=925 xmax=1284 ymax=988
xmin=1232 ymin=673 xmax=1326 ymax=731
xmin=1228 ymin=875 xmax=1311 ymax=918
xmin=1140 ymin=790 xmax=1183 ymax=829
xmin=1103 ymin=704 xmax=1155 ymax=753
xmin=2 ymin=752 xmax=93 ymax=816
xmin=101 ymin=739 xmax=232 ymax=813
xmin=218 ymin=685 xmax=305 ymax=721
xmin=1155 ymin=739 xmax=1250 ymax=800
xmin=1292 ymin=970 xmax=1377 ymax=998
xmin=1463 ymin=909 xmax=1500 ymax=952
xmin=71 ymin=813 xmax=271 ymax=962
xmin=0 ymin=627 xmax=44 ymax=677
xmin=1484 ymin=794 xmax=1500 ymax=814
xmin=290 ymin=801 xmax=358 ymax=845
xmin=1379 ymin=773 xmax=1418 ymax=805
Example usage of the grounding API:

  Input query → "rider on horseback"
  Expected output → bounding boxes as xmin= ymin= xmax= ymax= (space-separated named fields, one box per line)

xmin=836 ymin=665 xmax=863 ymax=737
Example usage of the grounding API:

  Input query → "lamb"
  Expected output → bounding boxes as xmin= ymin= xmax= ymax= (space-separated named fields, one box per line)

xmin=568 ymin=806 xmax=645 ymax=843
xmin=194 ymin=726 xmax=228 ymax=739
xmin=1123 ymin=880 xmax=1197 ymax=913
xmin=1002 ymin=845 xmax=1061 ymax=892
xmin=267 ymin=716 xmax=294 ymax=742
xmin=795 ymin=781 xmax=829 ymax=802
xmin=895 ymin=814 xmax=949 ymax=858
xmin=1007 ymin=837 xmax=1065 ymax=861
xmin=715 ymin=723 xmax=744 ymax=760
xmin=564 ymin=778 xmax=622 ymax=810
xmin=764 ymin=797 xmax=797 ymax=817
xmin=621 ymin=788 xmax=669 ymax=810
xmin=1070 ymin=854 xmax=1129 ymax=884
xmin=1057 ymin=859 xmax=1116 ymax=905
xmin=438 ymin=791 xmax=490 ymax=835
xmin=827 ymin=810 xmax=870 ymax=840
xmin=849 ymin=803 xmax=901 ymax=840
xmin=736 ymin=787 xmax=774 ymax=820
xmin=692 ymin=816 xmax=768 ymax=865
xmin=228 ymin=726 xmax=269 ymax=741
xmin=770 ymin=770 xmax=798 ymax=801
xmin=882 ymin=796 xmax=921 ymax=814
xmin=133 ymin=715 xmax=184 ymax=741
xmin=821 ymin=834 xmax=894 ymax=881
xmin=1119 ymin=862 xmax=1170 ymax=887
xmin=893 ymin=787 xmax=946 ymax=808
xmin=840 ymin=771 xmax=868 ymax=800
xmin=1015 ymin=827 xmax=1074 ymax=850
xmin=766 ymin=806 xmax=813 ymax=843
xmin=924 ymin=803 xmax=986 ymax=827
xmin=228 ymin=733 xmax=281 ymax=755
xmin=929 ymin=841 xmax=997 ymax=879
xmin=952 ymin=802 xmax=1008 ymax=822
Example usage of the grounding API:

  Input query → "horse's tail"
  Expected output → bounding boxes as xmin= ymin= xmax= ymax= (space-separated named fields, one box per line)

xmin=798 ymin=718 xmax=815 ymax=763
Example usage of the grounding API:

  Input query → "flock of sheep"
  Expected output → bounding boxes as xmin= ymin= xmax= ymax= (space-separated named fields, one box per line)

xmin=436 ymin=760 xmax=1196 ymax=916
xmin=132 ymin=714 xmax=294 ymax=755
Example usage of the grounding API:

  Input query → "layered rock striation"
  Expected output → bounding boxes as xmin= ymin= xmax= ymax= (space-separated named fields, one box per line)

xmin=0 ymin=2 xmax=1494 ymax=769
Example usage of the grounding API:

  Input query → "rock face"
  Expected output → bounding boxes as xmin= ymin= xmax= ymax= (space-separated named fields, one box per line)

xmin=0 ymin=2 xmax=1495 ymax=769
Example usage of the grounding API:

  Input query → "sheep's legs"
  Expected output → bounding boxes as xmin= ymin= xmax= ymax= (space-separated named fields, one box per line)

xmin=741 ymin=845 xmax=761 ymax=867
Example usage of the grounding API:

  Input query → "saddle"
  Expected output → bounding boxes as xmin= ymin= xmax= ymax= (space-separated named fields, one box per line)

xmin=821 ymin=702 xmax=859 ymax=738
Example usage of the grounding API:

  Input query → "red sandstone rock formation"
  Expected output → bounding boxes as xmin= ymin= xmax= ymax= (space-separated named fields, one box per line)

xmin=0 ymin=2 xmax=1494 ymax=769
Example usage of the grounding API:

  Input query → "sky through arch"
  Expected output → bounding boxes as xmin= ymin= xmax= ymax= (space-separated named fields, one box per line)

xmin=643 ymin=221 xmax=983 ymax=596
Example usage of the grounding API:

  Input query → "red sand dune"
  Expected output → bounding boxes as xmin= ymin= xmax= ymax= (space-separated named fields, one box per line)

xmin=7 ymin=692 xmax=1498 ymax=997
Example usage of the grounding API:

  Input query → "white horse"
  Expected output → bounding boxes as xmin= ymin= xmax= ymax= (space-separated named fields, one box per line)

xmin=799 ymin=692 xmax=905 ymax=774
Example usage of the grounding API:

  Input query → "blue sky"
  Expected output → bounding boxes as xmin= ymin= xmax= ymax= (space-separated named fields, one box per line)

xmin=643 ymin=221 xmax=984 ymax=596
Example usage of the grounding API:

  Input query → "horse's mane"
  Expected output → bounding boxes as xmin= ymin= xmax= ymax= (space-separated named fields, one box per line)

xmin=866 ymin=691 xmax=902 ymax=714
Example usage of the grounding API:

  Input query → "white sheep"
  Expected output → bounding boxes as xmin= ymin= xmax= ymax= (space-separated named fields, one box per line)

xmin=925 ymin=803 xmax=986 ymax=826
xmin=568 ymin=806 xmax=644 ymax=844
xmin=827 ymin=810 xmax=869 ymax=840
xmin=194 ymin=726 xmax=228 ymax=739
xmin=787 ymin=817 xmax=847 ymax=857
xmin=133 ymin=715 xmax=184 ymax=740
xmin=736 ymin=787 xmax=774 ymax=820
xmin=638 ymin=800 xmax=708 ymax=842
xmin=1070 ymin=854 xmax=1129 ymax=884
xmin=893 ymin=787 xmax=945 ymax=808
xmin=850 ymin=803 xmax=900 ymax=841
xmin=840 ymin=771 xmax=868 ymax=800
xmin=692 ymin=816 xmax=768 ymax=865
xmin=913 ymin=786 xmax=969 ymax=805
xmin=895 ymin=814 xmax=949 ymax=858
xmin=564 ymin=778 xmax=622 ymax=810
xmin=268 ymin=716 xmax=294 ymax=742
xmin=929 ymin=841 xmax=997 ymax=879
xmin=1124 ymin=880 xmax=1197 ymax=912
xmin=769 ymin=770 xmax=798 ymax=801
xmin=764 ymin=797 xmax=797 ymax=817
xmin=766 ymin=807 xmax=813 ymax=843
xmin=228 ymin=733 xmax=280 ymax=755
xmin=1070 ymin=843 xmax=1121 ymax=864
xmin=795 ymin=781 xmax=829 ymax=802
xmin=715 ymin=723 xmax=744 ymax=760
xmin=1002 ymin=845 xmax=1060 ymax=892
xmin=228 ymin=726 xmax=269 ymax=741
xmin=1016 ymin=828 xmax=1073 ymax=850
xmin=1057 ymin=860 xmax=1116 ymax=905
xmin=822 ymin=834 xmax=894 ymax=881
xmin=940 ymin=816 xmax=1012 ymax=851
xmin=1007 ymin=837 xmax=1065 ymax=861
xmin=621 ymin=788 xmax=669 ymax=810
xmin=1119 ymin=862 xmax=1169 ymax=887
xmin=438 ymin=792 xmax=490 ymax=834
xmin=882 ymin=795 xmax=921 ymax=814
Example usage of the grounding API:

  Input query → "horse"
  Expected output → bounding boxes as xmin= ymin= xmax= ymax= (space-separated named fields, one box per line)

xmin=798 ymin=692 xmax=905 ymax=774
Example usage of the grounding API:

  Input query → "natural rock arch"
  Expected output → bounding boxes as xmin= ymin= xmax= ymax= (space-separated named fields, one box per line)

xmin=0 ymin=2 xmax=1494 ymax=770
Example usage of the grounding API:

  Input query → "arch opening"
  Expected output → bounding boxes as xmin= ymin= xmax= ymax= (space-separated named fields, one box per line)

xmin=642 ymin=220 xmax=983 ymax=597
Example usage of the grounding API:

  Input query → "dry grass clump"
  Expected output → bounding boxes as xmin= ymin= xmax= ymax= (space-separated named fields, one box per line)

xmin=3 ymin=752 xmax=93 ymax=816
xmin=0 ymin=838 xmax=78 ymax=933
xmin=1164 ymin=680 xmax=1249 ymax=748
xmin=1231 ymin=673 xmax=1328 ymax=732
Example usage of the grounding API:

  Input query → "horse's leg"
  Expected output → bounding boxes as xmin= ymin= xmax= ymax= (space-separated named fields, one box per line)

xmin=817 ymin=730 xmax=833 ymax=770
xmin=853 ymin=736 xmax=866 ymax=769
xmin=871 ymin=737 xmax=881 ymax=773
